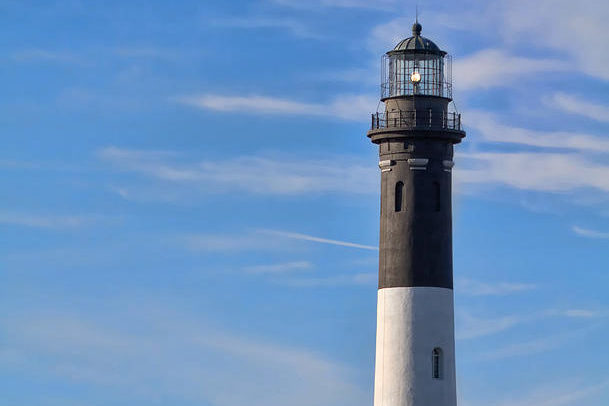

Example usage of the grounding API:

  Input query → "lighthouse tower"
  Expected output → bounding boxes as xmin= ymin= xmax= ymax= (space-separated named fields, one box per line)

xmin=367 ymin=21 xmax=465 ymax=406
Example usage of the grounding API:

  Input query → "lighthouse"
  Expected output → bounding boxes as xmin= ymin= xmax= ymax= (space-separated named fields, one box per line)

xmin=367 ymin=21 xmax=465 ymax=406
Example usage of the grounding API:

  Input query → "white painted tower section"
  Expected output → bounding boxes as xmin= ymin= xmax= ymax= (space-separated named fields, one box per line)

xmin=374 ymin=287 xmax=457 ymax=406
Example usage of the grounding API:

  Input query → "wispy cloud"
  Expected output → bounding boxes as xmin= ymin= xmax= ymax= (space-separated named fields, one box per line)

xmin=259 ymin=229 xmax=378 ymax=251
xmin=456 ymin=307 xmax=603 ymax=341
xmin=113 ymin=47 xmax=178 ymax=60
xmin=456 ymin=278 xmax=536 ymax=296
xmin=479 ymin=325 xmax=597 ymax=361
xmin=243 ymin=261 xmax=313 ymax=274
xmin=2 ymin=311 xmax=367 ymax=406
xmin=457 ymin=152 xmax=609 ymax=193
xmin=0 ymin=211 xmax=104 ymax=229
xmin=99 ymin=147 xmax=377 ymax=197
xmin=313 ymin=67 xmax=378 ymax=85
xmin=173 ymin=93 xmax=376 ymax=121
xmin=211 ymin=17 xmax=323 ymax=39
xmin=11 ymin=49 xmax=82 ymax=64
xmin=277 ymin=272 xmax=376 ymax=287
xmin=499 ymin=0 xmax=609 ymax=80
xmin=453 ymin=49 xmax=568 ymax=90
xmin=456 ymin=311 xmax=524 ymax=340
xmin=272 ymin=0 xmax=398 ymax=10
xmin=572 ymin=225 xmax=609 ymax=239
xmin=561 ymin=309 xmax=603 ymax=318
xmin=466 ymin=110 xmax=609 ymax=152
xmin=490 ymin=378 xmax=609 ymax=406
xmin=182 ymin=229 xmax=376 ymax=253
xmin=182 ymin=232 xmax=286 ymax=253
xmin=56 ymin=88 xmax=146 ymax=111
xmin=367 ymin=16 xmax=413 ymax=53
xmin=457 ymin=110 xmax=609 ymax=199
xmin=550 ymin=92 xmax=609 ymax=123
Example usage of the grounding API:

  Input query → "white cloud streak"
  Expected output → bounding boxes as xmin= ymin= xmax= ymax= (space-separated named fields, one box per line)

xmin=182 ymin=229 xmax=376 ymax=253
xmin=174 ymin=93 xmax=376 ymax=122
xmin=182 ymin=232 xmax=285 ymax=252
xmin=456 ymin=311 xmax=524 ymax=340
xmin=479 ymin=325 xmax=595 ymax=361
xmin=0 ymin=211 xmax=103 ymax=229
xmin=562 ymin=309 xmax=603 ymax=318
xmin=550 ymin=92 xmax=609 ymax=123
xmin=499 ymin=0 xmax=609 ymax=81
xmin=457 ymin=152 xmax=609 ymax=193
xmin=259 ymin=229 xmax=378 ymax=251
xmin=113 ymin=47 xmax=178 ymax=60
xmin=572 ymin=226 xmax=609 ymax=239
xmin=276 ymin=272 xmax=376 ymax=287
xmin=2 ymin=312 xmax=367 ymax=406
xmin=314 ymin=67 xmax=378 ymax=85
xmin=466 ymin=110 xmax=609 ymax=152
xmin=456 ymin=278 xmax=536 ymax=296
xmin=457 ymin=307 xmax=603 ymax=341
xmin=11 ymin=49 xmax=82 ymax=64
xmin=457 ymin=110 xmax=609 ymax=201
xmin=211 ymin=17 xmax=323 ymax=39
xmin=272 ymin=0 xmax=398 ymax=10
xmin=243 ymin=261 xmax=313 ymax=274
xmin=483 ymin=378 xmax=609 ymax=406
xmin=453 ymin=49 xmax=568 ymax=90
xmin=99 ymin=147 xmax=377 ymax=197
xmin=367 ymin=16 xmax=412 ymax=53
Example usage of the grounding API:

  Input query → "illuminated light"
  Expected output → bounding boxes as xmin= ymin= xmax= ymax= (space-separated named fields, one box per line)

xmin=411 ymin=71 xmax=421 ymax=83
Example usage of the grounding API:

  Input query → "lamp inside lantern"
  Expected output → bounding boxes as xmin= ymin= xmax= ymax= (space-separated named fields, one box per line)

xmin=411 ymin=71 xmax=421 ymax=83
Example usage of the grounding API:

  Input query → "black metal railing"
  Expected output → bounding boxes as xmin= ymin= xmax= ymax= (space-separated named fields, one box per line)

xmin=370 ymin=110 xmax=462 ymax=131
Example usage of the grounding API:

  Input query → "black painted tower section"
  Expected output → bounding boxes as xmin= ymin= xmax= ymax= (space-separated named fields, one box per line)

xmin=367 ymin=23 xmax=466 ymax=290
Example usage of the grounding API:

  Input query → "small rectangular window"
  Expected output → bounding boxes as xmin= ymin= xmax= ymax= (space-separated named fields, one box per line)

xmin=395 ymin=182 xmax=404 ymax=212
xmin=432 ymin=348 xmax=442 ymax=379
xmin=434 ymin=181 xmax=441 ymax=212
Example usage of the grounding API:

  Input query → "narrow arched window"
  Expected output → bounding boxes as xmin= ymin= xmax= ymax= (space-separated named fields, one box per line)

xmin=395 ymin=181 xmax=404 ymax=212
xmin=432 ymin=348 xmax=442 ymax=379
xmin=433 ymin=181 xmax=441 ymax=212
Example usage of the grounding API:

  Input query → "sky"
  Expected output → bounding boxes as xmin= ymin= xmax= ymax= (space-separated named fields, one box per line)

xmin=1 ymin=0 xmax=609 ymax=405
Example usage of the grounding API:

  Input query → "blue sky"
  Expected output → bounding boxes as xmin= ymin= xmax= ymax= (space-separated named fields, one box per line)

xmin=1 ymin=0 xmax=609 ymax=405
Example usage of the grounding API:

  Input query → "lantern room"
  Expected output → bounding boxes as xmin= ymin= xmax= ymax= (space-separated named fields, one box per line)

xmin=369 ymin=21 xmax=463 ymax=135
xmin=381 ymin=22 xmax=452 ymax=100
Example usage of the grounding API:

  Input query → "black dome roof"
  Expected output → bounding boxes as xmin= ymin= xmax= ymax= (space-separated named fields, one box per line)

xmin=390 ymin=22 xmax=445 ymax=55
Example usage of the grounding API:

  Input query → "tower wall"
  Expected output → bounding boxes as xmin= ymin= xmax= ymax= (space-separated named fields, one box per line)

xmin=378 ymin=137 xmax=454 ymax=289
xmin=374 ymin=287 xmax=456 ymax=406
xmin=373 ymin=133 xmax=457 ymax=406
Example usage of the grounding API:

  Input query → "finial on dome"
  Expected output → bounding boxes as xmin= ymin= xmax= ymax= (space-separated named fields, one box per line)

xmin=412 ymin=21 xmax=422 ymax=36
